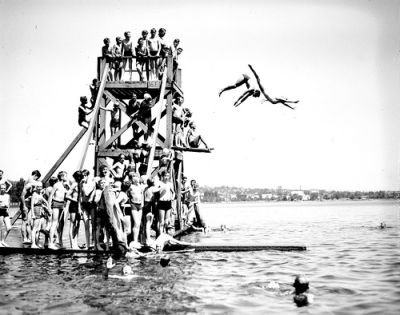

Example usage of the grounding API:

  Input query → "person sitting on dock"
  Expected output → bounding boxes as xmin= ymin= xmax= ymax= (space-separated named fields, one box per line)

xmin=121 ymin=31 xmax=134 ymax=81
xmin=218 ymin=72 xmax=261 ymax=107
xmin=20 ymin=170 xmax=42 ymax=244
xmin=0 ymin=170 xmax=12 ymax=193
xmin=48 ymin=171 xmax=68 ymax=249
xmin=0 ymin=183 xmax=11 ymax=247
xmin=147 ymin=28 xmax=160 ymax=80
xmin=30 ymin=182 xmax=49 ymax=248
xmin=101 ymin=37 xmax=114 ymax=81
xmin=89 ymin=78 xmax=99 ymax=108
xmin=78 ymin=96 xmax=93 ymax=128
xmin=186 ymin=122 xmax=209 ymax=149
xmin=248 ymin=64 xmax=298 ymax=110
xmin=136 ymin=37 xmax=148 ymax=81
xmin=112 ymin=37 xmax=123 ymax=81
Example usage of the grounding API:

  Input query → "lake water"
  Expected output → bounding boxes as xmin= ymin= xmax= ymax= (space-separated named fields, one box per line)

xmin=0 ymin=200 xmax=399 ymax=314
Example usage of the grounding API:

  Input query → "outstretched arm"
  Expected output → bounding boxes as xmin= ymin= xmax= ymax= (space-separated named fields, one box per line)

xmin=248 ymin=64 xmax=274 ymax=103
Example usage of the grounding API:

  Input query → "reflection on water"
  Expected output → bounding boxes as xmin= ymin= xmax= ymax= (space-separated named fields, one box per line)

xmin=0 ymin=200 xmax=399 ymax=314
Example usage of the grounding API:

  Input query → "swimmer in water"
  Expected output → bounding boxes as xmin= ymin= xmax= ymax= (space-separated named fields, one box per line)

xmin=293 ymin=275 xmax=314 ymax=307
xmin=106 ymin=264 xmax=137 ymax=280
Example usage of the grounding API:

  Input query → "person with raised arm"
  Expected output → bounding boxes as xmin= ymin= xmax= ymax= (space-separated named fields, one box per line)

xmin=248 ymin=64 xmax=298 ymax=110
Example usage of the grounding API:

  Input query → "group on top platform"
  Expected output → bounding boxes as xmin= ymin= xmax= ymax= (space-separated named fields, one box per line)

xmin=101 ymin=28 xmax=182 ymax=82
xmin=0 ymin=164 xmax=206 ymax=251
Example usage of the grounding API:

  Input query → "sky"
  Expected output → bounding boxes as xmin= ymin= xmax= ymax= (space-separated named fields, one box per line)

xmin=0 ymin=0 xmax=399 ymax=191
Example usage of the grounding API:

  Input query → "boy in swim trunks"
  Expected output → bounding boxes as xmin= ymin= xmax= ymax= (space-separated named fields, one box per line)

xmin=127 ymin=173 xmax=145 ymax=246
xmin=186 ymin=122 xmax=209 ymax=149
xmin=112 ymin=37 xmax=123 ymax=81
xmin=157 ymin=171 xmax=175 ymax=237
xmin=80 ymin=169 xmax=96 ymax=249
xmin=89 ymin=79 xmax=99 ymax=108
xmin=147 ymin=28 xmax=160 ymax=80
xmin=66 ymin=171 xmax=83 ymax=249
xmin=30 ymin=182 xmax=49 ymax=248
xmin=172 ymin=96 xmax=186 ymax=146
xmin=102 ymin=38 xmax=114 ymax=81
xmin=121 ymin=31 xmax=134 ymax=80
xmin=0 ymin=184 xmax=11 ymax=247
xmin=78 ymin=96 xmax=93 ymax=128
xmin=20 ymin=170 xmax=42 ymax=244
xmin=48 ymin=171 xmax=67 ymax=249
xmin=0 ymin=170 xmax=12 ymax=193
xmin=100 ymin=102 xmax=121 ymax=147
xmin=135 ymin=37 xmax=148 ymax=81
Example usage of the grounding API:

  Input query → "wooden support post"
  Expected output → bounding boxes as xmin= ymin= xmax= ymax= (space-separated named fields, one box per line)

xmin=175 ymin=159 xmax=183 ymax=230
xmin=42 ymin=127 xmax=87 ymax=184
xmin=79 ymin=63 xmax=109 ymax=170
xmin=166 ymin=56 xmax=174 ymax=148
xmin=146 ymin=69 xmax=168 ymax=177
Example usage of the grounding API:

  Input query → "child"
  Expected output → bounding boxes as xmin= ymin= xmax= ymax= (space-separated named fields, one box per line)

xmin=186 ymin=122 xmax=209 ymax=149
xmin=94 ymin=179 xmax=107 ymax=251
xmin=78 ymin=96 xmax=93 ymax=128
xmin=80 ymin=169 xmax=96 ymax=249
xmin=172 ymin=96 xmax=185 ymax=146
xmin=0 ymin=184 xmax=11 ymax=247
xmin=293 ymin=275 xmax=314 ymax=307
xmin=30 ymin=183 xmax=49 ymax=248
xmin=127 ymin=173 xmax=145 ymax=246
xmin=121 ymin=31 xmax=133 ymax=80
xmin=157 ymin=171 xmax=175 ymax=237
xmin=65 ymin=171 xmax=83 ymax=249
xmin=101 ymin=38 xmax=114 ymax=81
xmin=143 ymin=178 xmax=161 ymax=245
xmin=135 ymin=37 xmax=148 ymax=81
xmin=188 ymin=183 xmax=206 ymax=230
xmin=114 ymin=181 xmax=130 ymax=246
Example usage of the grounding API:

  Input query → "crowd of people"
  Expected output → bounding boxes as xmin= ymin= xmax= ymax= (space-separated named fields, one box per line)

xmin=101 ymin=28 xmax=182 ymax=82
xmin=0 ymin=155 xmax=206 ymax=250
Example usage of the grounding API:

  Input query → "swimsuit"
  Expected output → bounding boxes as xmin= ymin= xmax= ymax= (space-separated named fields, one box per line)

xmin=69 ymin=201 xmax=79 ymax=213
xmin=158 ymin=200 xmax=172 ymax=211
xmin=0 ymin=207 xmax=9 ymax=217
xmin=51 ymin=199 xmax=64 ymax=210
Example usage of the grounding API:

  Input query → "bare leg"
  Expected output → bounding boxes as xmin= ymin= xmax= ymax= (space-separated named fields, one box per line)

xmin=95 ymin=217 xmax=103 ymax=251
xmin=57 ymin=210 xmax=66 ymax=247
xmin=131 ymin=209 xmax=142 ymax=243
xmin=82 ymin=211 xmax=90 ymax=249
xmin=122 ymin=215 xmax=132 ymax=246
xmin=0 ymin=217 xmax=11 ymax=246
xmin=48 ymin=208 xmax=59 ymax=248
xmin=219 ymin=76 xmax=248 ymax=97
xmin=145 ymin=213 xmax=153 ymax=245
xmin=157 ymin=209 xmax=165 ymax=237
xmin=69 ymin=213 xmax=78 ymax=249
xmin=233 ymin=90 xmax=254 ymax=107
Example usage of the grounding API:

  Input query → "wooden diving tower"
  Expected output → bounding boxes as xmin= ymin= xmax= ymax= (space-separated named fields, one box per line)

xmin=38 ymin=53 xmax=211 ymax=233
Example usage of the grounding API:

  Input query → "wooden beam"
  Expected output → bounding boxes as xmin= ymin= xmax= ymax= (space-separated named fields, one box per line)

xmin=105 ymin=81 xmax=162 ymax=89
xmin=79 ymin=63 xmax=110 ymax=170
xmin=42 ymin=127 xmax=87 ymax=183
xmin=146 ymin=67 xmax=168 ymax=177
xmin=101 ymin=119 xmax=135 ymax=149
xmin=172 ymin=81 xmax=184 ymax=98
xmin=171 ymin=146 xmax=214 ymax=153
